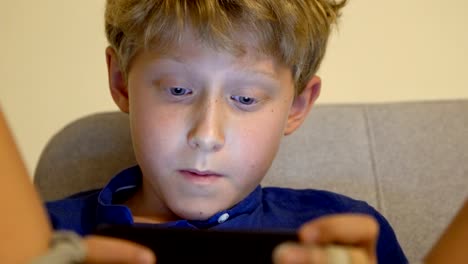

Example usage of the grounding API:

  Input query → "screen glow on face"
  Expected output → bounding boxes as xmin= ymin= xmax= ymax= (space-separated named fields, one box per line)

xmin=124 ymin=35 xmax=296 ymax=221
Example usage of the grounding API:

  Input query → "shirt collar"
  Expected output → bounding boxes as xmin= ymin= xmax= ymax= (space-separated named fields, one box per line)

xmin=96 ymin=165 xmax=263 ymax=229
xmin=96 ymin=166 xmax=141 ymax=226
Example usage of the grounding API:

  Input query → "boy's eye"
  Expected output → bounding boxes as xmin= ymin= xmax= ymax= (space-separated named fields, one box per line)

xmin=169 ymin=87 xmax=192 ymax=96
xmin=230 ymin=95 xmax=257 ymax=105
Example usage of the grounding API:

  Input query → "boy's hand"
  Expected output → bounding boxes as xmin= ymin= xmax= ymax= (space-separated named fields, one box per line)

xmin=84 ymin=235 xmax=156 ymax=264
xmin=273 ymin=214 xmax=378 ymax=264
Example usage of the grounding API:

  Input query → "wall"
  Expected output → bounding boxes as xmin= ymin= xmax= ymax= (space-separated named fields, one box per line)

xmin=1 ymin=0 xmax=467 ymax=175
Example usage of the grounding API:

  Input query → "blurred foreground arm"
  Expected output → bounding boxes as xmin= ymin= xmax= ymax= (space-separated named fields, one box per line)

xmin=0 ymin=109 xmax=52 ymax=263
xmin=0 ymin=109 xmax=155 ymax=264
xmin=424 ymin=199 xmax=468 ymax=264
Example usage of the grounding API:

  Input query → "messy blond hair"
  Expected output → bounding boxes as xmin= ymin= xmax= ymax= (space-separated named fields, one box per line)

xmin=105 ymin=0 xmax=347 ymax=94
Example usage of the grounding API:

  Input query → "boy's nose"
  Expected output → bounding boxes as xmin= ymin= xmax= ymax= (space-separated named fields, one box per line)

xmin=187 ymin=98 xmax=225 ymax=152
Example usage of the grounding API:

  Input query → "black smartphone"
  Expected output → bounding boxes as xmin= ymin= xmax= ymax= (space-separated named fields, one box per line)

xmin=94 ymin=225 xmax=298 ymax=264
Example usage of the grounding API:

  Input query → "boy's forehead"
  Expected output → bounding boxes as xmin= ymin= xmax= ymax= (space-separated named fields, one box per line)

xmin=138 ymin=41 xmax=289 ymax=82
xmin=137 ymin=26 xmax=286 ymax=71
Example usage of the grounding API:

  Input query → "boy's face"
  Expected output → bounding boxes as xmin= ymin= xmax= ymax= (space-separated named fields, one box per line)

xmin=107 ymin=32 xmax=320 ymax=221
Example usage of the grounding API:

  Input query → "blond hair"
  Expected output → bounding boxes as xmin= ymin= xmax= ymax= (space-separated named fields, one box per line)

xmin=105 ymin=0 xmax=347 ymax=94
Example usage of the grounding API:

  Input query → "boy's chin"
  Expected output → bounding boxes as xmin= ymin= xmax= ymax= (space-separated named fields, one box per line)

xmin=169 ymin=201 xmax=230 ymax=221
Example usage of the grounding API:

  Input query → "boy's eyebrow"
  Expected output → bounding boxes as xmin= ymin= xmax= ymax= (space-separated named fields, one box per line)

xmin=236 ymin=68 xmax=279 ymax=81
xmin=158 ymin=55 xmax=281 ymax=83
xmin=226 ymin=69 xmax=283 ymax=93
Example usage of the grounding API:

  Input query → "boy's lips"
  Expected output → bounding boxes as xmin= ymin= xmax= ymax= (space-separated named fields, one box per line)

xmin=179 ymin=169 xmax=222 ymax=177
xmin=178 ymin=169 xmax=223 ymax=184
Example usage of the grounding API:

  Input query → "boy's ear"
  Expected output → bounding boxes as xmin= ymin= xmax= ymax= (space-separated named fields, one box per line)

xmin=106 ymin=47 xmax=129 ymax=113
xmin=284 ymin=76 xmax=321 ymax=135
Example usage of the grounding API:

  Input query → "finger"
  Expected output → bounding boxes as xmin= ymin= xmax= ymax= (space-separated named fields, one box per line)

xmin=273 ymin=243 xmax=372 ymax=264
xmin=326 ymin=245 xmax=373 ymax=264
xmin=84 ymin=235 xmax=156 ymax=264
xmin=299 ymin=214 xmax=378 ymax=259
xmin=299 ymin=214 xmax=378 ymax=244
xmin=273 ymin=242 xmax=323 ymax=264
xmin=346 ymin=246 xmax=371 ymax=264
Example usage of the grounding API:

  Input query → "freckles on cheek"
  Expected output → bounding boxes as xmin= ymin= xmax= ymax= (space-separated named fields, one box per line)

xmin=132 ymin=109 xmax=179 ymax=151
xmin=237 ymin=124 xmax=282 ymax=174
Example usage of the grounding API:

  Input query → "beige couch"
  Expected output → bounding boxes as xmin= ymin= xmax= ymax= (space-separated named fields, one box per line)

xmin=34 ymin=99 xmax=468 ymax=263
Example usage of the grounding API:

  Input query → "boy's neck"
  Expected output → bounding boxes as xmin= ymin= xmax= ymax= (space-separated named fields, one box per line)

xmin=123 ymin=183 xmax=180 ymax=224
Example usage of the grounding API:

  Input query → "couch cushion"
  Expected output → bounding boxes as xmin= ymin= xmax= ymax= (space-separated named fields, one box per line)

xmin=366 ymin=100 xmax=468 ymax=261
xmin=264 ymin=105 xmax=379 ymax=208
xmin=34 ymin=112 xmax=137 ymax=200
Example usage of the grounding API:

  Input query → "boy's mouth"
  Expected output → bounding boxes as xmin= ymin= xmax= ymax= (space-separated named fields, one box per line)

xmin=179 ymin=169 xmax=222 ymax=177
xmin=178 ymin=169 xmax=223 ymax=183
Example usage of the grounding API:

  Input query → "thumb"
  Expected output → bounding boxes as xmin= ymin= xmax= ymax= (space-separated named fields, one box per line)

xmin=299 ymin=214 xmax=378 ymax=261
xmin=84 ymin=235 xmax=155 ymax=264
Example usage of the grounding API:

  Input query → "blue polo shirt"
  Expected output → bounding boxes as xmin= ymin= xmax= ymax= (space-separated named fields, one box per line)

xmin=46 ymin=166 xmax=407 ymax=263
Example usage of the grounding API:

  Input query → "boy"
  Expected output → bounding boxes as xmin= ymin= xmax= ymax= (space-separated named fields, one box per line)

xmin=46 ymin=0 xmax=407 ymax=263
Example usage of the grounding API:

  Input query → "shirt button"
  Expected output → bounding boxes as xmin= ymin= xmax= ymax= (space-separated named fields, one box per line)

xmin=217 ymin=213 xmax=230 ymax=223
